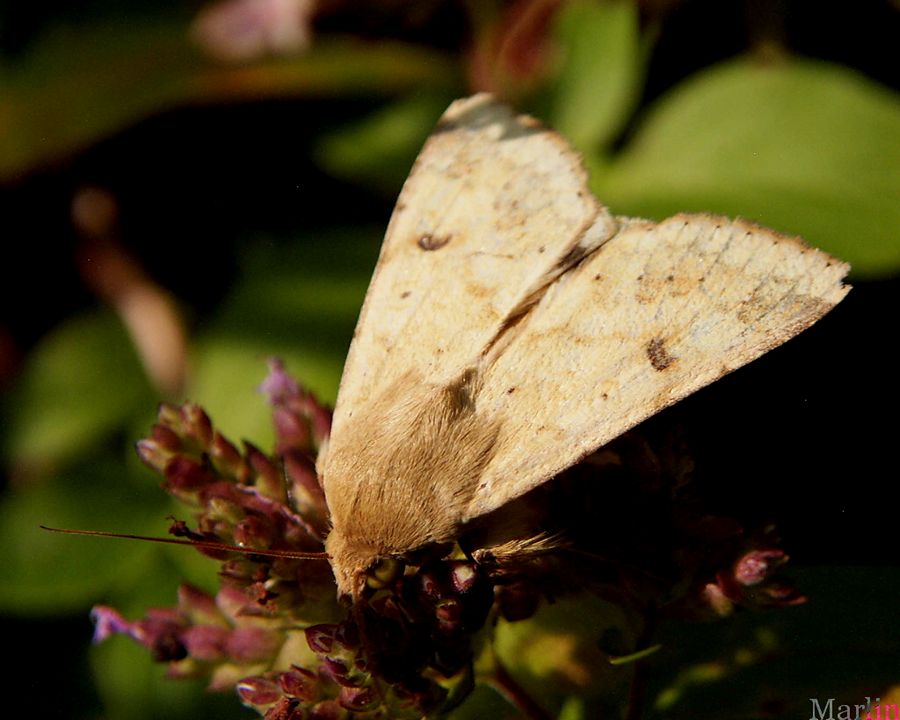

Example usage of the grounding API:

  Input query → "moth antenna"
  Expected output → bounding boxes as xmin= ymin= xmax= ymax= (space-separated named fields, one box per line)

xmin=39 ymin=525 xmax=330 ymax=561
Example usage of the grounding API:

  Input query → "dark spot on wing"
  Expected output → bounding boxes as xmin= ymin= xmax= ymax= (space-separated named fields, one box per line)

xmin=400 ymin=291 xmax=411 ymax=299
xmin=646 ymin=337 xmax=676 ymax=372
xmin=418 ymin=233 xmax=452 ymax=251
xmin=506 ymin=387 xmax=516 ymax=394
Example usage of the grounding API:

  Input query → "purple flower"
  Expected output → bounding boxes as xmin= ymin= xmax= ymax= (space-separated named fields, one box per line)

xmin=259 ymin=358 xmax=300 ymax=405
xmin=91 ymin=605 xmax=187 ymax=662
xmin=92 ymin=362 xmax=809 ymax=718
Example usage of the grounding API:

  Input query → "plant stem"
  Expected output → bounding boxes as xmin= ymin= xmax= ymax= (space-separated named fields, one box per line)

xmin=624 ymin=617 xmax=657 ymax=720
xmin=486 ymin=660 xmax=554 ymax=720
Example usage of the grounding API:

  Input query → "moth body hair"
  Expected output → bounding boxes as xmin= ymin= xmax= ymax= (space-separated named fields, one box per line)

xmin=323 ymin=369 xmax=499 ymax=596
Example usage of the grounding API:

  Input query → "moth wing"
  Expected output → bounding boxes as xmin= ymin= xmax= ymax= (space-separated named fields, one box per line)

xmin=466 ymin=214 xmax=849 ymax=521
xmin=326 ymin=94 xmax=616 ymax=457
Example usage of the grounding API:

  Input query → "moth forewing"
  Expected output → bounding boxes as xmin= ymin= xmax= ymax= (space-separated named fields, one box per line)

xmin=466 ymin=214 xmax=849 ymax=520
xmin=320 ymin=95 xmax=850 ymax=598
xmin=324 ymin=94 xmax=616 ymax=441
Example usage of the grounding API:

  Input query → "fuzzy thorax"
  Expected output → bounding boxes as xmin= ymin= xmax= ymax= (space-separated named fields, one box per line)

xmin=321 ymin=371 xmax=501 ymax=597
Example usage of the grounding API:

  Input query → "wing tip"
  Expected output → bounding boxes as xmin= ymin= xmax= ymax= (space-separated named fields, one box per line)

xmin=663 ymin=211 xmax=851 ymax=296
xmin=435 ymin=93 xmax=563 ymax=145
xmin=436 ymin=93 xmax=512 ymax=134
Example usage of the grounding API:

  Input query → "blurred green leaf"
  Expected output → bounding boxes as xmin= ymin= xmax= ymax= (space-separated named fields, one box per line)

xmin=592 ymin=58 xmax=900 ymax=276
xmin=646 ymin=567 xmax=900 ymax=718
xmin=316 ymin=92 xmax=456 ymax=194
xmin=494 ymin=593 xmax=635 ymax=717
xmin=189 ymin=340 xmax=340 ymax=450
xmin=545 ymin=0 xmax=642 ymax=154
xmin=187 ymin=229 xmax=378 ymax=444
xmin=3 ymin=309 xmax=155 ymax=475
xmin=88 ymin=543 xmax=237 ymax=720
xmin=0 ymin=18 xmax=459 ymax=180
xmin=0 ymin=457 xmax=170 ymax=614
xmin=447 ymin=684 xmax=517 ymax=720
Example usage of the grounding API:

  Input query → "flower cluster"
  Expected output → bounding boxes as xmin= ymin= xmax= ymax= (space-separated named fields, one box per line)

xmin=92 ymin=360 xmax=806 ymax=718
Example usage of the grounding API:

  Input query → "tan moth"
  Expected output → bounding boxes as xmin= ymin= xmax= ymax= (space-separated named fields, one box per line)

xmin=42 ymin=93 xmax=851 ymax=716
xmin=48 ymin=93 xmax=849 ymax=613
xmin=319 ymin=93 xmax=849 ymax=600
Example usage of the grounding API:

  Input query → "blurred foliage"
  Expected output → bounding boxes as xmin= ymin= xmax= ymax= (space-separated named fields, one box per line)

xmin=0 ymin=19 xmax=460 ymax=179
xmin=593 ymin=58 xmax=900 ymax=274
xmin=1 ymin=0 xmax=898 ymax=719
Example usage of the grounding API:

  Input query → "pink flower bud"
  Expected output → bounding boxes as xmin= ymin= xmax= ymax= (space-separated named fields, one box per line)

xmin=278 ymin=667 xmax=318 ymax=701
xmin=273 ymin=407 xmax=311 ymax=452
xmin=734 ymin=549 xmax=785 ymax=586
xmin=305 ymin=624 xmax=337 ymax=654
xmin=177 ymin=584 xmax=223 ymax=625
xmin=260 ymin=358 xmax=300 ymax=405
xmin=226 ymin=626 xmax=282 ymax=663
xmin=339 ymin=685 xmax=377 ymax=712
xmin=164 ymin=457 xmax=217 ymax=492
xmin=233 ymin=515 xmax=276 ymax=550
xmin=308 ymin=699 xmax=344 ymax=720
xmin=265 ymin=697 xmax=303 ymax=720
xmin=449 ymin=562 xmax=478 ymax=593
xmin=209 ymin=431 xmax=246 ymax=479
xmin=245 ymin=442 xmax=286 ymax=502
xmin=91 ymin=606 xmax=131 ymax=643
xmin=135 ymin=438 xmax=171 ymax=473
xmin=182 ymin=624 xmax=230 ymax=661
xmin=237 ymin=676 xmax=282 ymax=707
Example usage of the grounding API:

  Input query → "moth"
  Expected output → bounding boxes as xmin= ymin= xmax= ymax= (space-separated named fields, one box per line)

xmin=319 ymin=93 xmax=849 ymax=600
xmin=49 ymin=94 xmax=848 ymax=613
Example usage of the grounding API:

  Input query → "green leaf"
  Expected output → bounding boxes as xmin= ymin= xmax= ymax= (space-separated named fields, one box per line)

xmin=494 ymin=593 xmax=636 ymax=716
xmin=2 ymin=309 xmax=154 ymax=475
xmin=0 ymin=458 xmax=171 ymax=614
xmin=189 ymin=340 xmax=341 ymax=450
xmin=545 ymin=0 xmax=643 ymax=154
xmin=593 ymin=57 xmax=900 ymax=276
xmin=447 ymin=684 xmax=518 ymax=720
xmin=0 ymin=17 xmax=459 ymax=180
xmin=187 ymin=229 xmax=378 ymax=444
xmin=87 ymin=547 xmax=236 ymax=720
xmin=91 ymin=597 xmax=245 ymax=720
xmin=316 ymin=92 xmax=459 ymax=194
xmin=648 ymin=567 xmax=900 ymax=718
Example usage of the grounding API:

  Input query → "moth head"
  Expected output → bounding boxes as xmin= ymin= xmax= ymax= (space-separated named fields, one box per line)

xmin=325 ymin=529 xmax=399 ymax=600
